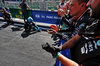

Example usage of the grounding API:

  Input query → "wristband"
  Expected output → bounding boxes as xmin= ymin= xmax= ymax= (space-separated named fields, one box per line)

xmin=56 ymin=52 xmax=61 ymax=58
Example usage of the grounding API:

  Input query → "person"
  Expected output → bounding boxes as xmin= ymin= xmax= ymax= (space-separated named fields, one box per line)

xmin=19 ymin=0 xmax=30 ymax=22
xmin=58 ymin=1 xmax=72 ymax=27
xmin=48 ymin=0 xmax=90 ymax=41
xmin=58 ymin=0 xmax=66 ymax=9
xmin=24 ymin=17 xmax=41 ymax=32
xmin=50 ymin=1 xmax=72 ymax=41
xmin=1 ymin=7 xmax=13 ymax=25
xmin=58 ymin=1 xmax=71 ymax=16
xmin=42 ymin=0 xmax=100 ymax=66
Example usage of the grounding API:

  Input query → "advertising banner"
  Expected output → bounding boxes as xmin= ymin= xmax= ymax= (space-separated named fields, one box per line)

xmin=32 ymin=10 xmax=62 ymax=25
xmin=9 ymin=8 xmax=33 ymax=19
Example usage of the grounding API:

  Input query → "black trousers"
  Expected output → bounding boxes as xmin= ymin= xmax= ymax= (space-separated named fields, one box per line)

xmin=22 ymin=10 xmax=29 ymax=22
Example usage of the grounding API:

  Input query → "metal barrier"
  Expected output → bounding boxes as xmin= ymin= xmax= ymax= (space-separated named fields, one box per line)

xmin=9 ymin=8 xmax=62 ymax=25
xmin=0 ymin=1 xmax=60 ymax=11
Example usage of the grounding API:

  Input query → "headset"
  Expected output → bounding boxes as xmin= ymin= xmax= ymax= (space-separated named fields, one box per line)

xmin=81 ymin=3 xmax=86 ymax=7
xmin=81 ymin=4 xmax=84 ymax=7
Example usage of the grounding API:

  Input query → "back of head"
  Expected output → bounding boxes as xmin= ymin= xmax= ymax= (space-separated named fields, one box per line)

xmin=23 ymin=0 xmax=26 ymax=2
xmin=27 ymin=17 xmax=33 ymax=23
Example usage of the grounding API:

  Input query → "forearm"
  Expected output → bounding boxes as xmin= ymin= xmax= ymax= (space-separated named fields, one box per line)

xmin=58 ymin=54 xmax=79 ymax=66
xmin=62 ymin=16 xmax=70 ymax=27
xmin=5 ymin=11 xmax=11 ymax=15
xmin=59 ymin=29 xmax=68 ymax=32
xmin=61 ymin=34 xmax=81 ymax=50
xmin=27 ymin=5 xmax=30 ymax=9
xmin=3 ymin=15 xmax=5 ymax=19
xmin=59 ymin=26 xmax=75 ymax=33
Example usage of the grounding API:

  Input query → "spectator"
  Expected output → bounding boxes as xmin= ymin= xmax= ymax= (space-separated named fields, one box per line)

xmin=58 ymin=1 xmax=70 ymax=16
xmin=24 ymin=17 xmax=41 ymax=32
xmin=58 ymin=0 xmax=66 ymax=9
xmin=1 ymin=7 xmax=13 ymax=25
xmin=19 ymin=0 xmax=30 ymax=22
xmin=49 ymin=1 xmax=71 ymax=41
xmin=42 ymin=0 xmax=100 ymax=66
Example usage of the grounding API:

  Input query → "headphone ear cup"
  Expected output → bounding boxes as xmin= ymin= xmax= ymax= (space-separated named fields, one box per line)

xmin=81 ymin=5 xmax=84 ymax=7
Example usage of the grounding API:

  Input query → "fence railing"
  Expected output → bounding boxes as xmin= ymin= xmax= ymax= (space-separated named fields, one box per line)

xmin=0 ymin=1 xmax=60 ymax=11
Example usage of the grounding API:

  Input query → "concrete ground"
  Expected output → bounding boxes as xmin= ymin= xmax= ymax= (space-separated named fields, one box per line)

xmin=0 ymin=21 xmax=57 ymax=66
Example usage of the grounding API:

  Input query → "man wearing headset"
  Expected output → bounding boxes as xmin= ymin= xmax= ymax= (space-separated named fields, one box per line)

xmin=48 ymin=0 xmax=90 ymax=42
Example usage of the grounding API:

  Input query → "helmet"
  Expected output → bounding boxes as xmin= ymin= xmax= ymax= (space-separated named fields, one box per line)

xmin=27 ymin=17 xmax=33 ymax=23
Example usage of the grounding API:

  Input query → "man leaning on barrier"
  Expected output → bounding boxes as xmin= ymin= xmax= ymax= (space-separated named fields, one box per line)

xmin=1 ymin=7 xmax=13 ymax=25
xmin=42 ymin=0 xmax=100 ymax=66
xmin=48 ymin=0 xmax=90 ymax=42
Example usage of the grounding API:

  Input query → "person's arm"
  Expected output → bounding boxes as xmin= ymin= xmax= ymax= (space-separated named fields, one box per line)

xmin=61 ymin=34 xmax=81 ymax=50
xmin=19 ymin=4 xmax=21 ymax=8
xmin=59 ymin=25 xmax=75 ymax=33
xmin=47 ymin=29 xmax=57 ymax=35
xmin=5 ymin=11 xmax=11 ymax=15
xmin=42 ymin=34 xmax=81 ymax=56
xmin=1 ymin=11 xmax=10 ymax=19
xmin=42 ymin=43 xmax=79 ymax=66
xmin=27 ymin=5 xmax=30 ymax=9
xmin=62 ymin=14 xmax=73 ymax=27
xmin=2 ymin=13 xmax=5 ymax=19
xmin=58 ymin=53 xmax=79 ymax=66
xmin=58 ymin=5 xmax=61 ymax=9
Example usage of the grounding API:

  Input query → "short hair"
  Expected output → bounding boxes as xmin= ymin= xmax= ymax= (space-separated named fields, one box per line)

xmin=23 ymin=0 xmax=26 ymax=2
xmin=77 ymin=0 xmax=89 ymax=4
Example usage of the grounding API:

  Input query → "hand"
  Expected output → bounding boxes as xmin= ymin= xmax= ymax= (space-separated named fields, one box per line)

xmin=42 ymin=42 xmax=62 ymax=58
xmin=51 ymin=25 xmax=59 ymax=32
xmin=58 ymin=9 xmax=66 ymax=17
xmin=47 ymin=29 xmax=57 ymax=35
xmin=62 ymin=6 xmax=67 ymax=12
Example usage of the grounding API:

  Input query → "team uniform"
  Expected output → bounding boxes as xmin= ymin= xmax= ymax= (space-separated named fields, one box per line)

xmin=57 ymin=9 xmax=90 ymax=41
xmin=24 ymin=17 xmax=41 ymax=32
xmin=72 ymin=18 xmax=100 ymax=66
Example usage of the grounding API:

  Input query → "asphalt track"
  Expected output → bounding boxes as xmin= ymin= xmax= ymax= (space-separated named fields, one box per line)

xmin=0 ymin=21 xmax=56 ymax=66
